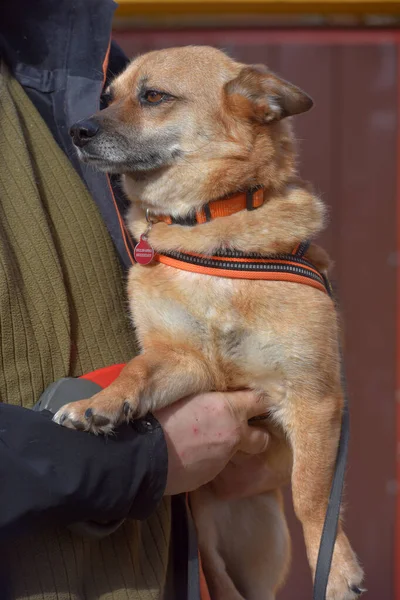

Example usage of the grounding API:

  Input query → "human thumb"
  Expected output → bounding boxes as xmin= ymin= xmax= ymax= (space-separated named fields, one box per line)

xmin=223 ymin=389 xmax=268 ymax=421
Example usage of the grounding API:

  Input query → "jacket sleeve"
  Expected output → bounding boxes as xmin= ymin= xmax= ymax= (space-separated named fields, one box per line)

xmin=0 ymin=404 xmax=168 ymax=541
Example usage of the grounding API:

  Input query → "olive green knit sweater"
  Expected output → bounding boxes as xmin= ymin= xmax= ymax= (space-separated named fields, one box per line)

xmin=0 ymin=63 xmax=171 ymax=600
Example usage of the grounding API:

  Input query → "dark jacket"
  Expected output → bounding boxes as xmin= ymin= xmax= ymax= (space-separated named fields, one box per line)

xmin=0 ymin=406 xmax=167 ymax=539
xmin=0 ymin=0 xmax=134 ymax=270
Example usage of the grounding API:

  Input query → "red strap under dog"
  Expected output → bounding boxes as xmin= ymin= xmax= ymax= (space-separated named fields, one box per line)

xmin=80 ymin=363 xmax=126 ymax=388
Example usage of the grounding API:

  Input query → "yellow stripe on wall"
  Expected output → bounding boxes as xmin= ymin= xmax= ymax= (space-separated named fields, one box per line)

xmin=115 ymin=0 xmax=400 ymax=17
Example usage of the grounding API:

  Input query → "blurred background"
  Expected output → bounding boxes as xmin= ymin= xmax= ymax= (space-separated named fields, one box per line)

xmin=113 ymin=2 xmax=399 ymax=599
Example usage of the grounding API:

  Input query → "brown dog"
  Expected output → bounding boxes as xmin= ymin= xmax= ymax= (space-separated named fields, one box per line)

xmin=57 ymin=46 xmax=364 ymax=600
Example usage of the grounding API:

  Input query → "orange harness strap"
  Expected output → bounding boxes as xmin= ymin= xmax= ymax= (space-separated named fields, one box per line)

xmin=154 ymin=248 xmax=329 ymax=295
xmin=199 ymin=564 xmax=211 ymax=600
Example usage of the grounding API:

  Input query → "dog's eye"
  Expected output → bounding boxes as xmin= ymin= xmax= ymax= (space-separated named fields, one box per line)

xmin=142 ymin=90 xmax=168 ymax=105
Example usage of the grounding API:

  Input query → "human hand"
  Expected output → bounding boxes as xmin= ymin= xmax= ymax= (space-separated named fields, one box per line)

xmin=155 ymin=390 xmax=270 ymax=496
xmin=209 ymin=449 xmax=291 ymax=500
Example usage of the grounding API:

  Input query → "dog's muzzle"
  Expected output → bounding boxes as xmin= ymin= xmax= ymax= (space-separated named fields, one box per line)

xmin=70 ymin=119 xmax=99 ymax=148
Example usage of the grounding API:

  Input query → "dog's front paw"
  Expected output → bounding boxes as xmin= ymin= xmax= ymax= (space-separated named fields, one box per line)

xmin=325 ymin=533 xmax=365 ymax=600
xmin=326 ymin=575 xmax=366 ymax=600
xmin=53 ymin=391 xmax=139 ymax=434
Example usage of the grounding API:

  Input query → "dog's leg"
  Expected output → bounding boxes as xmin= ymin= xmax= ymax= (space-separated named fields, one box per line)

xmin=53 ymin=347 xmax=213 ymax=433
xmin=191 ymin=486 xmax=290 ymax=600
xmin=284 ymin=391 xmax=364 ymax=600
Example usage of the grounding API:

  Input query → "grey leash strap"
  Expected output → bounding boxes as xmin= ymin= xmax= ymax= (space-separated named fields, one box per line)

xmin=186 ymin=500 xmax=202 ymax=600
xmin=312 ymin=391 xmax=349 ymax=600
xmin=313 ymin=278 xmax=350 ymax=600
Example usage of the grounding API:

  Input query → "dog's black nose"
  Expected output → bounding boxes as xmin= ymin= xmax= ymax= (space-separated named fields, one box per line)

xmin=69 ymin=119 xmax=99 ymax=148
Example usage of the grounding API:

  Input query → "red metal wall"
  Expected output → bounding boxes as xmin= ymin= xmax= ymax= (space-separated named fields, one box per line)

xmin=113 ymin=28 xmax=398 ymax=600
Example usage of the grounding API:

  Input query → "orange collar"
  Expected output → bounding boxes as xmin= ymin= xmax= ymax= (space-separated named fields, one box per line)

xmin=149 ymin=187 xmax=265 ymax=226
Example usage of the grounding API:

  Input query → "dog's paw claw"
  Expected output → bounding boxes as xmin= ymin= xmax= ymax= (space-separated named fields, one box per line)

xmin=350 ymin=585 xmax=367 ymax=596
xmin=123 ymin=400 xmax=138 ymax=421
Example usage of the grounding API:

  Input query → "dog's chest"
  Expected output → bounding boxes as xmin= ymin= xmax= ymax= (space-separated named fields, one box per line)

xmin=129 ymin=265 xmax=243 ymax=342
xmin=127 ymin=264 xmax=301 ymax=385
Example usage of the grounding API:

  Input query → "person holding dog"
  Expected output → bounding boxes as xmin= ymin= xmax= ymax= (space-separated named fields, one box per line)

xmin=0 ymin=1 xmax=283 ymax=599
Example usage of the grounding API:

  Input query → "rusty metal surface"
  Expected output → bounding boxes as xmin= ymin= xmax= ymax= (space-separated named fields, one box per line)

xmin=113 ymin=30 xmax=397 ymax=600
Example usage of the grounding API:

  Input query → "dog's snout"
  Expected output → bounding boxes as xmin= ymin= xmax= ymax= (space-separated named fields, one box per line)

xmin=69 ymin=119 xmax=100 ymax=148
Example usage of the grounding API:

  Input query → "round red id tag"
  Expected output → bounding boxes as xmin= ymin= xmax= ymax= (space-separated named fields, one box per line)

xmin=134 ymin=235 xmax=154 ymax=265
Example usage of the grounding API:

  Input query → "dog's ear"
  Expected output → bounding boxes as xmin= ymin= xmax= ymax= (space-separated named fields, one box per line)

xmin=224 ymin=65 xmax=313 ymax=123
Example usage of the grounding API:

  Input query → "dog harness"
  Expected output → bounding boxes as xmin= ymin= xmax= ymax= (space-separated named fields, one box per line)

xmin=130 ymin=187 xmax=331 ymax=295
xmin=154 ymin=245 xmax=329 ymax=293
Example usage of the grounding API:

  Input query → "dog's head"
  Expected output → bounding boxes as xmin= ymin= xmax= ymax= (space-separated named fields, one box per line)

xmin=70 ymin=46 xmax=312 ymax=212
